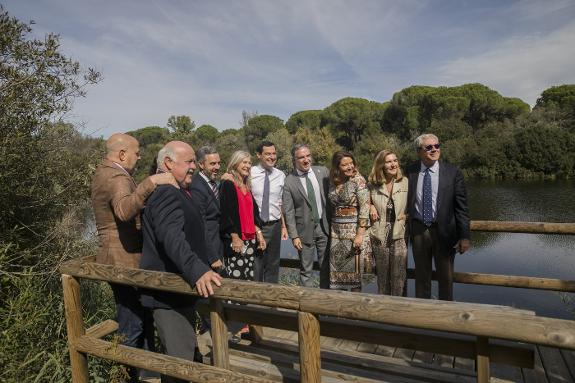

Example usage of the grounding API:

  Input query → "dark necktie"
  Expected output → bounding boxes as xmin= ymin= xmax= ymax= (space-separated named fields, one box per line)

xmin=422 ymin=168 xmax=433 ymax=226
xmin=209 ymin=180 xmax=219 ymax=200
xmin=260 ymin=170 xmax=270 ymax=222
xmin=305 ymin=172 xmax=320 ymax=223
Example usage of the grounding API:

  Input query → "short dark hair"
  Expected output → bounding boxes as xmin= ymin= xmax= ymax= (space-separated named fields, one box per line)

xmin=256 ymin=141 xmax=275 ymax=154
xmin=196 ymin=145 xmax=218 ymax=164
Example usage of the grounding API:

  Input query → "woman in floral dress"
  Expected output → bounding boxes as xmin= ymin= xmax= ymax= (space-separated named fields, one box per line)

xmin=328 ymin=151 xmax=372 ymax=291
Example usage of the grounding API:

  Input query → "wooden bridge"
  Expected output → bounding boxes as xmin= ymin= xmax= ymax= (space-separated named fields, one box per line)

xmin=59 ymin=221 xmax=575 ymax=382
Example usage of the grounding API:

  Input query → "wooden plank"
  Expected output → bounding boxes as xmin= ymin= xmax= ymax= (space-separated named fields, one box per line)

xmin=434 ymin=354 xmax=455 ymax=369
xmin=412 ymin=351 xmax=434 ymax=364
xmin=538 ymin=346 xmax=573 ymax=383
xmin=393 ymin=347 xmax=415 ymax=361
xmin=238 ymin=338 xmax=478 ymax=382
xmin=61 ymin=274 xmax=89 ymax=383
xmin=470 ymin=221 xmax=575 ymax=235
xmin=476 ymin=336 xmax=490 ymax=383
xmin=454 ymin=356 xmax=474 ymax=371
xmin=559 ymin=349 xmax=575 ymax=380
xmin=452 ymin=272 xmax=575 ymax=292
xmin=73 ymin=335 xmax=273 ymax=383
xmin=210 ymin=299 xmax=229 ymax=369
xmin=298 ymin=312 xmax=321 ymax=383
xmin=522 ymin=346 xmax=548 ymax=383
xmin=85 ymin=319 xmax=118 ymax=339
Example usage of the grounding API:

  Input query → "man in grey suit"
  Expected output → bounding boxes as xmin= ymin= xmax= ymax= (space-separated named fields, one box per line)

xmin=282 ymin=144 xmax=330 ymax=288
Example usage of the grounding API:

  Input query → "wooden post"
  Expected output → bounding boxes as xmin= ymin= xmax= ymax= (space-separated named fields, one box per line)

xmin=248 ymin=325 xmax=264 ymax=344
xmin=62 ymin=274 xmax=89 ymax=383
xmin=476 ymin=336 xmax=490 ymax=383
xmin=298 ymin=311 xmax=321 ymax=383
xmin=210 ymin=298 xmax=229 ymax=369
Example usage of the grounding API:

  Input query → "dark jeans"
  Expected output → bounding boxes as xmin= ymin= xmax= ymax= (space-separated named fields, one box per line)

xmin=110 ymin=284 xmax=155 ymax=382
xmin=411 ymin=220 xmax=455 ymax=301
xmin=253 ymin=220 xmax=282 ymax=283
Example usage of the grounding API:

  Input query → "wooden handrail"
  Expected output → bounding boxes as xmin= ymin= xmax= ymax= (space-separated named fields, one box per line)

xmin=60 ymin=258 xmax=575 ymax=350
xmin=470 ymin=220 xmax=575 ymax=234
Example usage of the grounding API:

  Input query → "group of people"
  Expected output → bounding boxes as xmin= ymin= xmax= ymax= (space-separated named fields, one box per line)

xmin=91 ymin=132 xmax=470 ymax=382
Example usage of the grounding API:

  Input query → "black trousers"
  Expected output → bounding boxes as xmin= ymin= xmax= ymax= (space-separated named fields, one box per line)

xmin=411 ymin=220 xmax=455 ymax=301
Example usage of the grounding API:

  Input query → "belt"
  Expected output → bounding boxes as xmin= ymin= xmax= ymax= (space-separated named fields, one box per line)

xmin=261 ymin=219 xmax=280 ymax=226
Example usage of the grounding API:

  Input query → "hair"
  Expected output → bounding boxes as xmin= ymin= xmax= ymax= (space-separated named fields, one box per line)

xmin=196 ymin=145 xmax=218 ymax=164
xmin=368 ymin=149 xmax=403 ymax=186
xmin=256 ymin=141 xmax=275 ymax=154
xmin=329 ymin=150 xmax=357 ymax=186
xmin=156 ymin=145 xmax=176 ymax=171
xmin=291 ymin=143 xmax=310 ymax=160
xmin=226 ymin=150 xmax=252 ymax=188
xmin=413 ymin=133 xmax=439 ymax=151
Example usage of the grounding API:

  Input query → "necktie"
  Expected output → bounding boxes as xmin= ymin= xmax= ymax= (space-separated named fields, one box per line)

xmin=305 ymin=172 xmax=320 ymax=223
xmin=260 ymin=170 xmax=270 ymax=222
xmin=209 ymin=180 xmax=219 ymax=199
xmin=423 ymin=168 xmax=433 ymax=226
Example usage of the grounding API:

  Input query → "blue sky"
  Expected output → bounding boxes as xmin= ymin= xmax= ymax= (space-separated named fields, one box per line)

xmin=4 ymin=0 xmax=575 ymax=138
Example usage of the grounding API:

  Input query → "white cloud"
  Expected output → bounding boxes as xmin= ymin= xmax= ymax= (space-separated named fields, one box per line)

xmin=436 ymin=20 xmax=575 ymax=105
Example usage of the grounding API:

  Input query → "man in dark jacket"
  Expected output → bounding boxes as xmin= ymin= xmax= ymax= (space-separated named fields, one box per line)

xmin=189 ymin=146 xmax=224 ymax=272
xmin=406 ymin=133 xmax=471 ymax=301
xmin=140 ymin=141 xmax=222 ymax=383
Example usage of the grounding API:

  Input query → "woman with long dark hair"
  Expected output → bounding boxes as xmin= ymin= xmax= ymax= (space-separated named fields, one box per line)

xmin=328 ymin=151 xmax=372 ymax=292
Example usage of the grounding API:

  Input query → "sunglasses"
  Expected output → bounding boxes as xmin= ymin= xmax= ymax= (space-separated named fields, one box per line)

xmin=422 ymin=144 xmax=441 ymax=152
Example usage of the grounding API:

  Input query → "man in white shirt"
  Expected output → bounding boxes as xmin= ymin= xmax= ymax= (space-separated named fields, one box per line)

xmin=250 ymin=141 xmax=287 ymax=283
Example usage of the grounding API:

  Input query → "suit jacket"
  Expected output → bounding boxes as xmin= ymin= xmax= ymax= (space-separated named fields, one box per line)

xmin=90 ymin=158 xmax=156 ymax=268
xmin=405 ymin=161 xmax=470 ymax=252
xmin=219 ymin=180 xmax=262 ymax=239
xmin=140 ymin=185 xmax=211 ymax=309
xmin=190 ymin=173 xmax=223 ymax=264
xmin=282 ymin=165 xmax=330 ymax=244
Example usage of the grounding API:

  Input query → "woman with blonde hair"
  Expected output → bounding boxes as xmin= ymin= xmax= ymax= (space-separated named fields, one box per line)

xmin=328 ymin=151 xmax=372 ymax=292
xmin=368 ymin=149 xmax=408 ymax=296
xmin=219 ymin=150 xmax=266 ymax=281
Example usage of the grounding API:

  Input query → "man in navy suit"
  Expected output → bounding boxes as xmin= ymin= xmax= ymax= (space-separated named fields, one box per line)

xmin=190 ymin=146 xmax=224 ymax=273
xmin=140 ymin=141 xmax=222 ymax=382
xmin=406 ymin=133 xmax=471 ymax=301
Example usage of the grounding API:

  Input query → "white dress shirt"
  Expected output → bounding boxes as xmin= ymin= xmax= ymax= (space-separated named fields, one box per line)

xmin=415 ymin=160 xmax=439 ymax=222
xmin=296 ymin=168 xmax=323 ymax=218
xmin=250 ymin=164 xmax=286 ymax=221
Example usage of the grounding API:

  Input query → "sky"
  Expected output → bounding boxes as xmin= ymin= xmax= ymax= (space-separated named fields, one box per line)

xmin=3 ymin=0 xmax=575 ymax=138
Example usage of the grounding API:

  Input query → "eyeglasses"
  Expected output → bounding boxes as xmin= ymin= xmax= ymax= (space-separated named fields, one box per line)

xmin=422 ymin=144 xmax=441 ymax=152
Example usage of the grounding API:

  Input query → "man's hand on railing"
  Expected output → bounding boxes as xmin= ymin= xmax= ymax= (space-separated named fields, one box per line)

xmin=196 ymin=270 xmax=223 ymax=298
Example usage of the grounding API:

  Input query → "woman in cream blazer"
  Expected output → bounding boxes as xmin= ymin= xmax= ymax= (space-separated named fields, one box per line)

xmin=368 ymin=149 xmax=408 ymax=296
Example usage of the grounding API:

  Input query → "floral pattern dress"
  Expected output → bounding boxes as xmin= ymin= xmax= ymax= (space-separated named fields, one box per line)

xmin=328 ymin=173 xmax=373 ymax=290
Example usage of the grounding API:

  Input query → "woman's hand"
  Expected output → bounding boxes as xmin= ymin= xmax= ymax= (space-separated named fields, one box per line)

xmin=231 ymin=234 xmax=243 ymax=254
xmin=369 ymin=204 xmax=379 ymax=222
xmin=257 ymin=231 xmax=267 ymax=251
xmin=353 ymin=233 xmax=363 ymax=250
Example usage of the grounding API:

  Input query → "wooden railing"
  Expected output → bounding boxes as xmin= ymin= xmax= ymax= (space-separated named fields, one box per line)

xmin=61 ymin=262 xmax=575 ymax=381
xmin=60 ymin=220 xmax=575 ymax=382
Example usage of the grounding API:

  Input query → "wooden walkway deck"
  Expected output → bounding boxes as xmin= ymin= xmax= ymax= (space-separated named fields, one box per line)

xmin=195 ymin=326 xmax=575 ymax=383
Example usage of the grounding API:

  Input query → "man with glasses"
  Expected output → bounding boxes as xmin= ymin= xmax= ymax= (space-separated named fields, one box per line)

xmin=406 ymin=133 xmax=471 ymax=301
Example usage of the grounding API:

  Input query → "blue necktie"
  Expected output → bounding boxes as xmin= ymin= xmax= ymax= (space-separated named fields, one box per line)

xmin=423 ymin=168 xmax=433 ymax=226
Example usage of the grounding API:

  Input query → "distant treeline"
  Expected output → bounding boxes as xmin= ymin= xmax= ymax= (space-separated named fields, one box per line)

xmin=129 ymin=83 xmax=575 ymax=182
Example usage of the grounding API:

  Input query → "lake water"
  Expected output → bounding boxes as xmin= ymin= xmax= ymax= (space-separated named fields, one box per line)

xmin=281 ymin=179 xmax=575 ymax=319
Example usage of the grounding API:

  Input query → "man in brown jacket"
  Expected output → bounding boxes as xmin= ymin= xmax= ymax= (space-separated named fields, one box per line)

xmin=91 ymin=133 xmax=176 ymax=382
